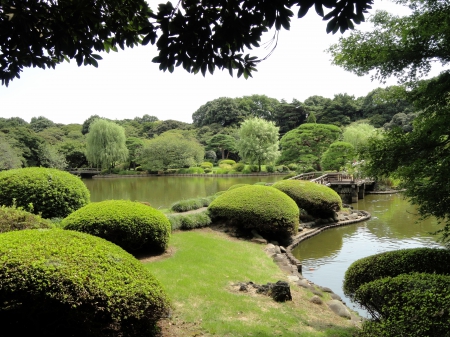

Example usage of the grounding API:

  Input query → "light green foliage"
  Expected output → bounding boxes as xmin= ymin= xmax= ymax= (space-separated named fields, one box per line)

xmin=321 ymin=141 xmax=355 ymax=171
xmin=200 ymin=161 xmax=213 ymax=169
xmin=208 ymin=185 xmax=299 ymax=241
xmin=140 ymin=131 xmax=204 ymax=171
xmin=62 ymin=200 xmax=171 ymax=253
xmin=219 ymin=159 xmax=236 ymax=166
xmin=29 ymin=116 xmax=55 ymax=132
xmin=86 ymin=119 xmax=128 ymax=170
xmin=0 ymin=229 xmax=170 ymax=336
xmin=228 ymin=183 xmax=249 ymax=190
xmin=37 ymin=142 xmax=67 ymax=169
xmin=272 ymin=180 xmax=342 ymax=217
xmin=278 ymin=123 xmax=341 ymax=170
xmin=342 ymin=123 xmax=377 ymax=151
xmin=171 ymin=198 xmax=205 ymax=212
xmin=236 ymin=94 xmax=280 ymax=120
xmin=0 ymin=167 xmax=90 ymax=219
xmin=232 ymin=162 xmax=245 ymax=172
xmin=0 ymin=205 xmax=52 ymax=233
xmin=237 ymin=117 xmax=280 ymax=171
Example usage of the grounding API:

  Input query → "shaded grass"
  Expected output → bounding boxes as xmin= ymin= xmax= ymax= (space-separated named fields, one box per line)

xmin=144 ymin=230 xmax=358 ymax=337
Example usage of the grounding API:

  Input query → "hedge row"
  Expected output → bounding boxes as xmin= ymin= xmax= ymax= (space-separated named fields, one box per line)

xmin=0 ymin=205 xmax=52 ymax=233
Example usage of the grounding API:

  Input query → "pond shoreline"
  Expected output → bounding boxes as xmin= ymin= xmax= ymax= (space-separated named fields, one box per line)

xmin=92 ymin=172 xmax=289 ymax=178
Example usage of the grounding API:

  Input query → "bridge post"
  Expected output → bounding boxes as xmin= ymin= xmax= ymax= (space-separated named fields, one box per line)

xmin=351 ymin=185 xmax=358 ymax=203
xmin=358 ymin=183 xmax=365 ymax=200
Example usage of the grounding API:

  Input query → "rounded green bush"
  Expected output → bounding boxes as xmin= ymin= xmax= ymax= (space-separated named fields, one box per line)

xmin=0 ymin=206 xmax=52 ymax=233
xmin=0 ymin=229 xmax=170 ymax=337
xmin=219 ymin=159 xmax=236 ymax=166
xmin=272 ymin=180 xmax=342 ymax=217
xmin=233 ymin=163 xmax=245 ymax=172
xmin=355 ymin=273 xmax=450 ymax=337
xmin=343 ymin=248 xmax=450 ymax=300
xmin=200 ymin=162 xmax=213 ymax=169
xmin=208 ymin=185 xmax=299 ymax=241
xmin=0 ymin=167 xmax=90 ymax=219
xmin=62 ymin=200 xmax=171 ymax=254
xmin=171 ymin=198 xmax=204 ymax=212
xmin=228 ymin=183 xmax=249 ymax=190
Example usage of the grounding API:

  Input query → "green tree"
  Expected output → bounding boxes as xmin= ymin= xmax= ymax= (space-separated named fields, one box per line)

xmin=81 ymin=115 xmax=101 ymax=135
xmin=58 ymin=140 xmax=87 ymax=168
xmin=37 ymin=143 xmax=67 ymax=170
xmin=236 ymin=117 xmax=280 ymax=172
xmin=192 ymin=97 xmax=246 ymax=128
xmin=278 ymin=123 xmax=341 ymax=170
xmin=207 ymin=134 xmax=237 ymax=160
xmin=321 ymin=141 xmax=355 ymax=171
xmin=1 ymin=0 xmax=374 ymax=85
xmin=273 ymin=99 xmax=308 ymax=135
xmin=147 ymin=120 xmax=192 ymax=138
xmin=0 ymin=127 xmax=43 ymax=166
xmin=236 ymin=95 xmax=280 ymax=121
xmin=86 ymin=119 xmax=128 ymax=170
xmin=342 ymin=123 xmax=377 ymax=152
xmin=29 ymin=116 xmax=56 ymax=133
xmin=306 ymin=111 xmax=317 ymax=123
xmin=0 ymin=136 xmax=22 ymax=170
xmin=140 ymin=131 xmax=204 ymax=171
xmin=329 ymin=0 xmax=450 ymax=244
xmin=125 ymin=137 xmax=145 ymax=169
xmin=317 ymin=93 xmax=361 ymax=126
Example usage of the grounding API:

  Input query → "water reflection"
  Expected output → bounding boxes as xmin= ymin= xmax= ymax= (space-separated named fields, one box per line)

xmin=293 ymin=193 xmax=443 ymax=317
xmin=83 ymin=175 xmax=283 ymax=209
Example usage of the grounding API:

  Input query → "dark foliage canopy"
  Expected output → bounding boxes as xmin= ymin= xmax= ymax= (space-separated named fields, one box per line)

xmin=1 ymin=0 xmax=374 ymax=86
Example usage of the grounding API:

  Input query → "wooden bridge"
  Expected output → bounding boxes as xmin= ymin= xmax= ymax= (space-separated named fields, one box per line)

xmin=289 ymin=172 xmax=375 ymax=204
xmin=67 ymin=168 xmax=101 ymax=178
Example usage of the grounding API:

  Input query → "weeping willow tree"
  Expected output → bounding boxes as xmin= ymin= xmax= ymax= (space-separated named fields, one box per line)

xmin=86 ymin=119 xmax=128 ymax=171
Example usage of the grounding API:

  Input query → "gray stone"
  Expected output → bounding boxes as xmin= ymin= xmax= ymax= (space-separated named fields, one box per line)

xmin=251 ymin=238 xmax=267 ymax=244
xmin=273 ymin=254 xmax=287 ymax=262
xmin=318 ymin=286 xmax=333 ymax=293
xmin=309 ymin=295 xmax=323 ymax=305
xmin=327 ymin=300 xmax=351 ymax=319
xmin=280 ymin=246 xmax=287 ymax=253
xmin=297 ymin=279 xmax=310 ymax=288
xmin=287 ymin=275 xmax=300 ymax=283
xmin=330 ymin=293 xmax=342 ymax=301
xmin=251 ymin=229 xmax=264 ymax=239
xmin=274 ymin=245 xmax=281 ymax=254
xmin=265 ymin=243 xmax=276 ymax=250
xmin=311 ymin=289 xmax=323 ymax=297
xmin=298 ymin=226 xmax=304 ymax=231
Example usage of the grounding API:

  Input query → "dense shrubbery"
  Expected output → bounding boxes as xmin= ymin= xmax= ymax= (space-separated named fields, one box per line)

xmin=343 ymin=248 xmax=450 ymax=300
xmin=167 ymin=211 xmax=212 ymax=230
xmin=233 ymin=162 xmax=245 ymax=172
xmin=356 ymin=273 xmax=450 ymax=337
xmin=272 ymin=180 xmax=342 ymax=217
xmin=0 ymin=167 xmax=90 ymax=218
xmin=178 ymin=167 xmax=205 ymax=174
xmin=62 ymin=200 xmax=171 ymax=254
xmin=200 ymin=162 xmax=213 ymax=169
xmin=0 ymin=206 xmax=52 ymax=233
xmin=287 ymin=163 xmax=298 ymax=171
xmin=208 ymin=185 xmax=299 ymax=242
xmin=219 ymin=159 xmax=236 ymax=166
xmin=344 ymin=248 xmax=450 ymax=337
xmin=171 ymin=196 xmax=214 ymax=212
xmin=266 ymin=164 xmax=275 ymax=173
xmin=0 ymin=229 xmax=170 ymax=337
xmin=282 ymin=172 xmax=297 ymax=180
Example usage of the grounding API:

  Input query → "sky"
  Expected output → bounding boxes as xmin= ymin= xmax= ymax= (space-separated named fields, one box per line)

xmin=0 ymin=0 xmax=433 ymax=125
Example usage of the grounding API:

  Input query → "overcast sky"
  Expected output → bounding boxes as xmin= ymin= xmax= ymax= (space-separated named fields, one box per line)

xmin=0 ymin=1 xmax=433 ymax=125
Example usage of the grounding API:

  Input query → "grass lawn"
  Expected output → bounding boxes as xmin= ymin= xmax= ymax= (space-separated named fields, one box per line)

xmin=144 ymin=229 xmax=359 ymax=337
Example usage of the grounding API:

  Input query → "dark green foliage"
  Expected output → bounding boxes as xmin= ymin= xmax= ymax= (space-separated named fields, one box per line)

xmin=356 ymin=273 xmax=450 ymax=337
xmin=0 ymin=229 xmax=170 ymax=336
xmin=167 ymin=212 xmax=212 ymax=231
xmin=62 ymin=200 xmax=171 ymax=254
xmin=272 ymin=180 xmax=342 ymax=218
xmin=0 ymin=206 xmax=52 ymax=233
xmin=266 ymin=164 xmax=275 ymax=173
xmin=208 ymin=185 xmax=299 ymax=242
xmin=249 ymin=164 xmax=259 ymax=172
xmin=0 ymin=167 xmax=90 ymax=219
xmin=343 ymin=248 xmax=450 ymax=300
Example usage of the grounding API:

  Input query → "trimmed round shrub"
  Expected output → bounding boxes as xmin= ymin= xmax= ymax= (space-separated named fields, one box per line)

xmin=228 ymin=183 xmax=249 ymax=190
xmin=282 ymin=172 xmax=297 ymax=180
xmin=355 ymin=273 xmax=450 ymax=337
xmin=219 ymin=159 xmax=236 ymax=166
xmin=232 ymin=162 xmax=245 ymax=172
xmin=0 ymin=167 xmax=90 ymax=219
xmin=254 ymin=182 xmax=268 ymax=186
xmin=208 ymin=185 xmax=299 ymax=242
xmin=0 ymin=229 xmax=170 ymax=337
xmin=62 ymin=200 xmax=171 ymax=253
xmin=343 ymin=248 xmax=450 ymax=300
xmin=171 ymin=198 xmax=204 ymax=212
xmin=0 ymin=206 xmax=52 ymax=233
xmin=272 ymin=180 xmax=342 ymax=217
xmin=200 ymin=161 xmax=213 ymax=169
xmin=287 ymin=163 xmax=298 ymax=171
xmin=266 ymin=164 xmax=275 ymax=173
xmin=167 ymin=211 xmax=212 ymax=231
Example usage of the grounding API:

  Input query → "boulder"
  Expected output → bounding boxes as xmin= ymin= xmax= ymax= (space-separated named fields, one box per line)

xmin=327 ymin=300 xmax=351 ymax=319
xmin=309 ymin=295 xmax=323 ymax=305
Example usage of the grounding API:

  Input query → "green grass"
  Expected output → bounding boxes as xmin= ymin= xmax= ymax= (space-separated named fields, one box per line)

xmin=144 ymin=230 xmax=358 ymax=337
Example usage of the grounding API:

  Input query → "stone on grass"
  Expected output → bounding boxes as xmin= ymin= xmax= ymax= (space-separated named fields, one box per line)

xmin=327 ymin=300 xmax=351 ymax=319
xmin=310 ymin=295 xmax=323 ymax=305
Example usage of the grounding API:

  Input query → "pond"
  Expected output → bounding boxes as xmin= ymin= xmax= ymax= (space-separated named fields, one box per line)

xmin=292 ymin=193 xmax=444 ymax=317
xmin=82 ymin=175 xmax=284 ymax=209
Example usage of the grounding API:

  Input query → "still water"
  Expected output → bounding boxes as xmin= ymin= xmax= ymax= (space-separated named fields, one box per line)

xmin=292 ymin=193 xmax=444 ymax=317
xmin=83 ymin=175 xmax=283 ymax=209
